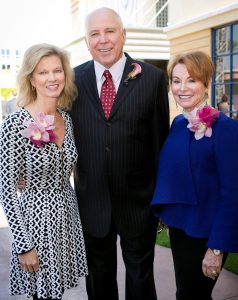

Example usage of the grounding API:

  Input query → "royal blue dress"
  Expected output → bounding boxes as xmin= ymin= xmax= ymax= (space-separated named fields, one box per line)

xmin=151 ymin=112 xmax=238 ymax=253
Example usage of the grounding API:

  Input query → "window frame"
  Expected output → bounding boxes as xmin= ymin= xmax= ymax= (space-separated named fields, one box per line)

xmin=212 ymin=22 xmax=238 ymax=118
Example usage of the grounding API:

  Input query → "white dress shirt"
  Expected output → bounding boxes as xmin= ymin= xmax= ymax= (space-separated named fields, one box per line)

xmin=94 ymin=54 xmax=127 ymax=96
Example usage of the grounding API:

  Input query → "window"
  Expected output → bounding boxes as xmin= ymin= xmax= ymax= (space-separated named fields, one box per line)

xmin=15 ymin=49 xmax=20 ymax=58
xmin=156 ymin=0 xmax=168 ymax=28
xmin=212 ymin=23 xmax=238 ymax=118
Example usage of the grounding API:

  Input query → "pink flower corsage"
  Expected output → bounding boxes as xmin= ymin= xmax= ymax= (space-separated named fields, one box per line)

xmin=124 ymin=63 xmax=142 ymax=85
xmin=187 ymin=105 xmax=220 ymax=140
xmin=21 ymin=112 xmax=57 ymax=147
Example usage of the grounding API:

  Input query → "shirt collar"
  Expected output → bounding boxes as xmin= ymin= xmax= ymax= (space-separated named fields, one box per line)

xmin=183 ymin=102 xmax=207 ymax=119
xmin=94 ymin=53 xmax=126 ymax=84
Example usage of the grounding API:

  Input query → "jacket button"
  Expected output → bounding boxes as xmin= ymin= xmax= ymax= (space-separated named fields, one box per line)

xmin=105 ymin=147 xmax=111 ymax=152
xmin=106 ymin=122 xmax=111 ymax=127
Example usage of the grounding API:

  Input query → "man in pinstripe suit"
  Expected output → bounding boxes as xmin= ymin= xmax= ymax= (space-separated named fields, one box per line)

xmin=71 ymin=7 xmax=170 ymax=300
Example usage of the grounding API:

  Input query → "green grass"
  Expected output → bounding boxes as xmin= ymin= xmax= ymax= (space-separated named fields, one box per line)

xmin=156 ymin=229 xmax=170 ymax=248
xmin=156 ymin=230 xmax=238 ymax=274
xmin=224 ymin=253 xmax=238 ymax=274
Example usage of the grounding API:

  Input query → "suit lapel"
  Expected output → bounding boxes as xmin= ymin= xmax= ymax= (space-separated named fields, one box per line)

xmin=81 ymin=61 xmax=105 ymax=119
xmin=109 ymin=56 xmax=140 ymax=120
xmin=81 ymin=56 xmax=141 ymax=120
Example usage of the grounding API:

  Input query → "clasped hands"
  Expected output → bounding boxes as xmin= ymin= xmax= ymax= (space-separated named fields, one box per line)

xmin=202 ymin=248 xmax=223 ymax=280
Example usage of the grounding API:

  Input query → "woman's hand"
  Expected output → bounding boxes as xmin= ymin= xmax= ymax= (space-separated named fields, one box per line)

xmin=18 ymin=248 xmax=40 ymax=273
xmin=202 ymin=248 xmax=223 ymax=280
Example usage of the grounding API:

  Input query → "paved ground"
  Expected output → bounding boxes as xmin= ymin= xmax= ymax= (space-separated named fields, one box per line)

xmin=1 ymin=205 xmax=238 ymax=300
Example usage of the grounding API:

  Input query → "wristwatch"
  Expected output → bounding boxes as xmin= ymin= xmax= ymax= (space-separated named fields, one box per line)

xmin=212 ymin=249 xmax=223 ymax=255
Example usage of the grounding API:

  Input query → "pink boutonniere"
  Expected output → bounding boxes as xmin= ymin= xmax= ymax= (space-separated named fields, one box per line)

xmin=21 ymin=112 xmax=57 ymax=147
xmin=124 ymin=63 xmax=142 ymax=85
xmin=187 ymin=105 xmax=220 ymax=140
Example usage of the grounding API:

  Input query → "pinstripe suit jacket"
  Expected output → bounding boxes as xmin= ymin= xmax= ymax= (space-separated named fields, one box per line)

xmin=71 ymin=54 xmax=170 ymax=238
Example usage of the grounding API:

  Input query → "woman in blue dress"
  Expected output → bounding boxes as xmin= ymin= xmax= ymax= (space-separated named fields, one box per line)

xmin=151 ymin=51 xmax=238 ymax=300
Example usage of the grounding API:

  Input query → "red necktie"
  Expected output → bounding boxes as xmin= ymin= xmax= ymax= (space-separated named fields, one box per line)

xmin=100 ymin=70 xmax=116 ymax=119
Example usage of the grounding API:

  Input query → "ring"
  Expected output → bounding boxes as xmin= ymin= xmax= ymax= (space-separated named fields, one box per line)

xmin=212 ymin=270 xmax=218 ymax=276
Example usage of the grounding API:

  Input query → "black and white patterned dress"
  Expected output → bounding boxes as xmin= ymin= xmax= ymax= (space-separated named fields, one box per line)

xmin=0 ymin=108 xmax=88 ymax=299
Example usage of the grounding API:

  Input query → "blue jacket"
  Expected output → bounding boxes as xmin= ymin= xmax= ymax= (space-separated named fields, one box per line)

xmin=151 ymin=112 xmax=238 ymax=253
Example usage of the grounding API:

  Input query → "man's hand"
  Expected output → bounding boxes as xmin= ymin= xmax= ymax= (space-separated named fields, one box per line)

xmin=18 ymin=248 xmax=40 ymax=273
xmin=17 ymin=176 xmax=25 ymax=193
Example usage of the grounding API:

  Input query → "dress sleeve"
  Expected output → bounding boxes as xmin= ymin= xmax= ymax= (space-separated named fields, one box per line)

xmin=0 ymin=115 xmax=34 ymax=254
xmin=207 ymin=117 xmax=238 ymax=252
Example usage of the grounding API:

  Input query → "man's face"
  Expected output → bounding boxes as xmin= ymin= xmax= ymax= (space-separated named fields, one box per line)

xmin=85 ymin=9 xmax=126 ymax=69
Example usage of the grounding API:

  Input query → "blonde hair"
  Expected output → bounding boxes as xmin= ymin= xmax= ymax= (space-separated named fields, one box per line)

xmin=17 ymin=43 xmax=77 ymax=109
xmin=167 ymin=51 xmax=214 ymax=88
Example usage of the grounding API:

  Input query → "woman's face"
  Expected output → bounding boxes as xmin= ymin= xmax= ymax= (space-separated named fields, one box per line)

xmin=30 ymin=55 xmax=65 ymax=101
xmin=171 ymin=63 xmax=207 ymax=112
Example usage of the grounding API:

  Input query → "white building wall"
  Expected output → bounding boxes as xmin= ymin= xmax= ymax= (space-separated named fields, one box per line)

xmin=168 ymin=0 xmax=238 ymax=26
xmin=67 ymin=0 xmax=169 ymax=66
xmin=71 ymin=0 xmax=158 ymax=40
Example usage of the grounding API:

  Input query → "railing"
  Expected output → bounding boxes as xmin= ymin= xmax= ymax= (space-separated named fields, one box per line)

xmin=121 ymin=0 xmax=170 ymax=28
xmin=134 ymin=0 xmax=169 ymax=28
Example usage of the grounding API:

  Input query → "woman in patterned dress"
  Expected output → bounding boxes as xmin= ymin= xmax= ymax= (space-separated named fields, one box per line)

xmin=0 ymin=44 xmax=88 ymax=300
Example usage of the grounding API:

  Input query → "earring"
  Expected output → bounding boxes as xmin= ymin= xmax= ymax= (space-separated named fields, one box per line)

xmin=31 ymin=85 xmax=35 ymax=91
